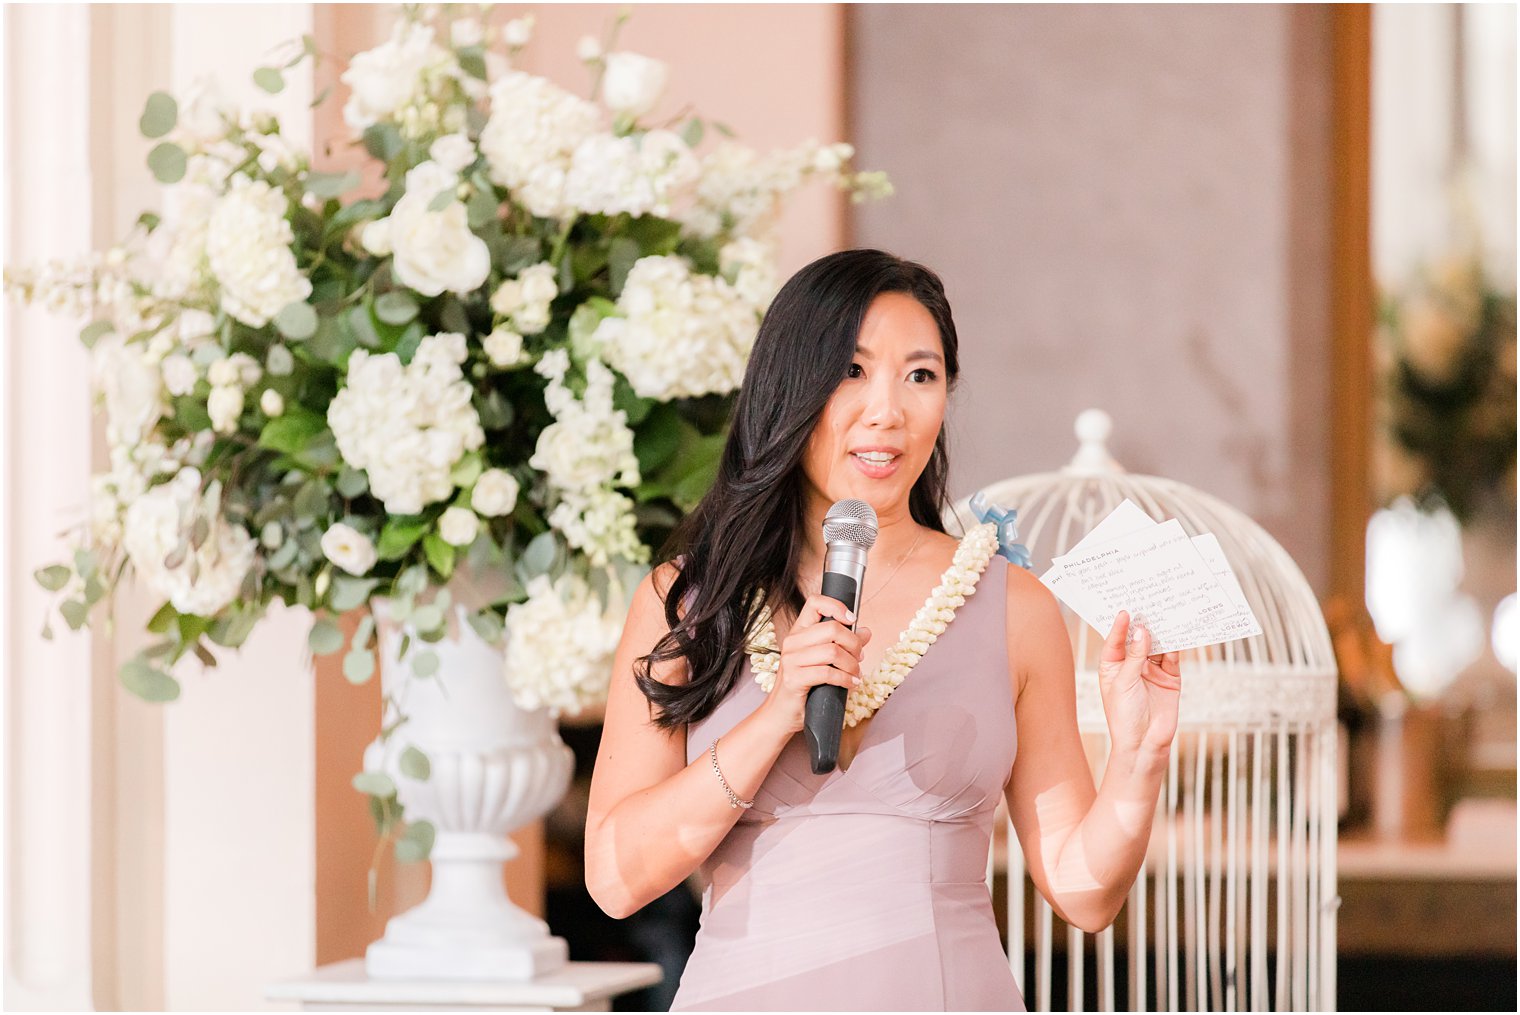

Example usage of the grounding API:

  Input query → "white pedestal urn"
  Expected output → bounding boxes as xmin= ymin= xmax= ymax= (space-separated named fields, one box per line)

xmin=362 ymin=590 xmax=574 ymax=981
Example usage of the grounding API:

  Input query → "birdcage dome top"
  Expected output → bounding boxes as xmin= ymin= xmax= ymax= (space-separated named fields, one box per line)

xmin=948 ymin=409 xmax=1336 ymax=729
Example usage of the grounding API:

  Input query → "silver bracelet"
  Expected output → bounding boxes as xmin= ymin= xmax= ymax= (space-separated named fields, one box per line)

xmin=708 ymin=739 xmax=754 ymax=810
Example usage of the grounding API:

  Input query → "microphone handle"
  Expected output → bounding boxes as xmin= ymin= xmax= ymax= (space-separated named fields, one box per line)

xmin=805 ymin=569 xmax=861 ymax=774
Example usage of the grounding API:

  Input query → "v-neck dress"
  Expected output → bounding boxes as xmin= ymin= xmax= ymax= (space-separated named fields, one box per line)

xmin=669 ymin=552 xmax=1025 ymax=1011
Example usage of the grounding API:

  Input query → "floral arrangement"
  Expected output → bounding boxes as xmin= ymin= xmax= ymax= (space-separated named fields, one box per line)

xmin=6 ymin=4 xmax=890 ymax=858
xmin=747 ymin=522 xmax=1000 ymax=728
xmin=1377 ymin=250 xmax=1517 ymax=523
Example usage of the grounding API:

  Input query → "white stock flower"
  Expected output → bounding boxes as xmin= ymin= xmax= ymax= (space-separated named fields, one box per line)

xmin=438 ymin=505 xmax=480 ymax=546
xmin=429 ymin=132 xmax=477 ymax=173
xmin=490 ymin=278 xmax=524 ymax=315
xmin=327 ymin=333 xmax=485 ymax=515
xmin=122 ymin=467 xmax=257 ymax=616
xmin=576 ymin=35 xmax=603 ymax=62
xmin=341 ymin=22 xmax=456 ymax=134
xmin=93 ymin=333 xmax=164 ymax=448
xmin=161 ymin=354 xmax=198 ymax=397
xmin=479 ymin=71 xmax=601 ymax=219
xmin=208 ymin=385 xmax=244 ymax=433
xmin=471 ymin=468 xmax=520 ymax=516
xmin=601 ymin=52 xmax=668 ymax=119
xmin=208 ymin=352 xmax=260 ymax=388
xmin=502 ymin=572 xmax=625 ymax=715
xmin=205 ymin=175 xmax=312 ymax=327
xmin=374 ymin=160 xmax=491 ymax=297
xmin=593 ymin=254 xmax=760 ymax=400
xmin=492 ymin=261 xmax=556 ymax=334
xmin=483 ymin=327 xmax=525 ymax=368
xmin=501 ymin=14 xmax=535 ymax=48
xmin=260 ymin=389 xmax=285 ymax=416
xmin=564 ymin=129 xmax=698 ymax=218
xmin=321 ymin=521 xmax=378 ymax=576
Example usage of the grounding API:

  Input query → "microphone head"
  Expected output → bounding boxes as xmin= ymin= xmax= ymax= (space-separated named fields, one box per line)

xmin=822 ymin=499 xmax=879 ymax=550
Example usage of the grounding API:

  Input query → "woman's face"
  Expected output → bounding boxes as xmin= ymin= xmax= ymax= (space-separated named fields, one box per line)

xmin=800 ymin=291 xmax=949 ymax=522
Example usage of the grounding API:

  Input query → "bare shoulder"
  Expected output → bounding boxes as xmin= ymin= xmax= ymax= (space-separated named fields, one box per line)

xmin=1003 ymin=560 xmax=1071 ymax=703
xmin=622 ymin=559 xmax=690 ymax=688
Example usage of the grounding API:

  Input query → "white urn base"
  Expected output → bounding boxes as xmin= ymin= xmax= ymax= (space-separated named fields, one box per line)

xmin=363 ymin=830 xmax=569 ymax=981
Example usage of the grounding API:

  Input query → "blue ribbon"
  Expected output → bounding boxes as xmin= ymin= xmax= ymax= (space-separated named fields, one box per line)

xmin=969 ymin=490 xmax=1034 ymax=571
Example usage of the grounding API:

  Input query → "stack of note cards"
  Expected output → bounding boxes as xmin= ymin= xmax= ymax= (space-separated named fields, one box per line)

xmin=1039 ymin=499 xmax=1263 ymax=654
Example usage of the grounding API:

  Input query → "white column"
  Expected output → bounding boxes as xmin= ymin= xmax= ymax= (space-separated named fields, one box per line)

xmin=2 ymin=4 xmax=100 ymax=1010
xmin=159 ymin=6 xmax=319 ymax=1011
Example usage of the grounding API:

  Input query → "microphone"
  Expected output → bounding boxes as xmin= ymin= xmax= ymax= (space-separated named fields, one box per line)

xmin=805 ymin=498 xmax=878 ymax=774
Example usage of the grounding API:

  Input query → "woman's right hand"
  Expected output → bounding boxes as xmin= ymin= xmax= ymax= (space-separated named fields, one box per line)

xmin=758 ymin=594 xmax=872 ymax=736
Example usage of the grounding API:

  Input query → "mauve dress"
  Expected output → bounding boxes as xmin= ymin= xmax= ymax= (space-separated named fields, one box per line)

xmin=669 ymin=552 xmax=1026 ymax=1011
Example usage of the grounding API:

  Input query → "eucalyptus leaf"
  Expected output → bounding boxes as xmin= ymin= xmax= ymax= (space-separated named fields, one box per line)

xmin=347 ymin=303 xmax=382 ymax=348
xmin=400 ymin=745 xmax=431 ymax=780
xmin=354 ymin=613 xmax=375 ymax=649
xmin=335 ymin=466 xmax=369 ymax=499
xmin=343 ymin=648 xmax=376 ymax=684
xmin=466 ymin=609 xmax=504 ymax=643
xmin=266 ymin=344 xmax=295 ymax=376
xmin=60 ymin=599 xmax=88 ymax=630
xmin=34 ymin=564 xmax=71 ymax=592
xmin=409 ymin=649 xmax=439 ymax=678
xmin=308 ymin=617 xmax=344 ymax=655
xmin=79 ymin=320 xmax=114 ymax=348
xmin=395 ymin=819 xmax=435 ymax=863
xmin=147 ymin=142 xmax=187 ymax=184
xmin=457 ymin=45 xmax=487 ymax=80
xmin=329 ymin=575 xmax=378 ymax=611
xmin=147 ymin=601 xmax=178 ymax=634
xmin=351 ymin=770 xmax=395 ymax=798
xmin=120 ymin=656 xmax=180 ymax=702
xmin=426 ymin=188 xmax=455 ymax=213
xmin=274 ymin=301 xmax=318 ymax=341
xmin=139 ymin=91 xmax=178 ymax=139
xmin=519 ymin=531 xmax=557 ymax=579
xmin=293 ymin=480 xmax=330 ymax=522
xmin=374 ymin=291 xmax=418 ymax=326
xmin=679 ymin=117 xmax=704 ymax=149
xmin=305 ymin=169 xmax=361 ymax=200
xmin=411 ymin=602 xmax=444 ymax=633
xmin=253 ymin=66 xmax=285 ymax=93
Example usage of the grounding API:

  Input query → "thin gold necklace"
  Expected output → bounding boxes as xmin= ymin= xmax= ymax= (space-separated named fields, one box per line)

xmin=801 ymin=527 xmax=927 ymax=608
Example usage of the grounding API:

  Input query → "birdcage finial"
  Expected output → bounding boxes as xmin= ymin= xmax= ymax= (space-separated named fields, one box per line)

xmin=1062 ymin=408 xmax=1124 ymax=475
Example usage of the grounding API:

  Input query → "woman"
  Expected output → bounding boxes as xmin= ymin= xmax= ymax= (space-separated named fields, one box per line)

xmin=585 ymin=249 xmax=1182 ymax=1010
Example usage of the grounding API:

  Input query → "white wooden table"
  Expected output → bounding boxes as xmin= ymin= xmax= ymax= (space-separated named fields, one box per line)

xmin=265 ymin=959 xmax=665 ymax=1012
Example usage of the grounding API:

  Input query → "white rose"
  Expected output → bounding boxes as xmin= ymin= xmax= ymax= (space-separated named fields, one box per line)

xmin=260 ymin=389 xmax=285 ymax=417
xmin=438 ymin=506 xmax=480 ymax=546
xmin=490 ymin=278 xmax=525 ymax=315
xmin=321 ymin=522 xmax=377 ymax=576
xmin=430 ymin=133 xmax=477 ymax=173
xmin=483 ymin=327 xmax=525 ymax=368
xmin=360 ymin=219 xmax=393 ymax=257
xmin=341 ymin=22 xmax=451 ymax=134
xmin=577 ymin=35 xmax=603 ymax=62
xmin=94 ymin=334 xmax=164 ymax=447
xmin=161 ymin=354 xmax=198 ymax=397
xmin=380 ymin=161 xmax=491 ymax=297
xmin=601 ymin=52 xmax=668 ymax=118
xmin=472 ymin=469 xmax=520 ymax=516
xmin=207 ymin=385 xmax=243 ymax=433
xmin=513 ymin=301 xmax=552 ymax=335
xmin=178 ymin=77 xmax=234 ymax=143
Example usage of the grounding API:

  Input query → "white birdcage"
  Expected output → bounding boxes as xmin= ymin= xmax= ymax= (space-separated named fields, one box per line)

xmin=948 ymin=409 xmax=1339 ymax=1013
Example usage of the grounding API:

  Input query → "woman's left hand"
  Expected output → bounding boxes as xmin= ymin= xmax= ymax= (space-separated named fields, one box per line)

xmin=1098 ymin=610 xmax=1183 ymax=758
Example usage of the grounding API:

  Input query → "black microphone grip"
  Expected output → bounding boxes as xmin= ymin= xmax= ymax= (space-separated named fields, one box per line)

xmin=804 ymin=570 xmax=861 ymax=774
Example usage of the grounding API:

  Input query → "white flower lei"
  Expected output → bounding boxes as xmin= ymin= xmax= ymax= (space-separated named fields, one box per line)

xmin=746 ymin=522 xmax=1000 ymax=727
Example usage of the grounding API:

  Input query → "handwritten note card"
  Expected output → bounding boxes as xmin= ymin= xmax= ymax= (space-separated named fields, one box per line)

xmin=1039 ymin=500 xmax=1263 ymax=653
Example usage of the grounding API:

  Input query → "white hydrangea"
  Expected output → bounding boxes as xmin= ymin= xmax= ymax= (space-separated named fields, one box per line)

xmin=478 ymin=71 xmax=601 ymax=219
xmin=592 ymin=254 xmax=760 ymax=400
xmin=563 ymin=129 xmax=699 ymax=218
xmin=341 ymin=21 xmax=459 ymax=135
xmin=529 ymin=354 xmax=639 ymax=494
xmin=327 ymin=332 xmax=485 ymax=515
xmin=502 ymin=572 xmax=626 ymax=716
xmin=719 ymin=236 xmax=781 ymax=308
xmin=205 ymin=175 xmax=312 ymax=328
xmin=366 ymin=161 xmax=490 ymax=297
xmin=122 ymin=467 xmax=257 ymax=617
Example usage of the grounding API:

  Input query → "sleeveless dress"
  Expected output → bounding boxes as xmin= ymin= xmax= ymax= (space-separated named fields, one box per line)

xmin=669 ymin=550 xmax=1026 ymax=1011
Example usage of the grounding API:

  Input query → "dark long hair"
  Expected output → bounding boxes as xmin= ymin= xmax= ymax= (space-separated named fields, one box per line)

xmin=633 ymin=249 xmax=962 ymax=730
